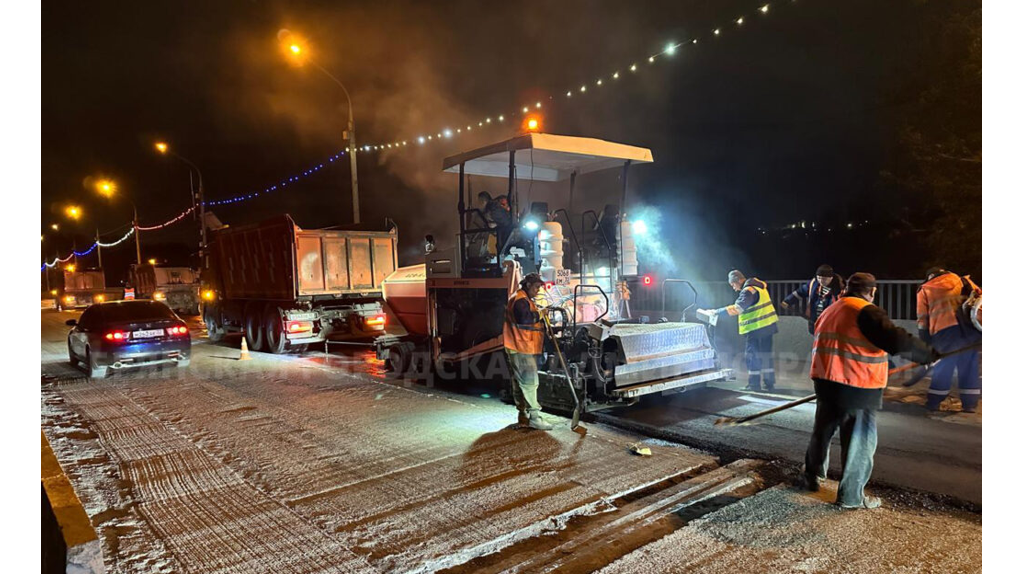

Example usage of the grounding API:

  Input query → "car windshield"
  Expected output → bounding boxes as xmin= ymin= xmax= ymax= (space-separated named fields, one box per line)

xmin=99 ymin=302 xmax=177 ymax=323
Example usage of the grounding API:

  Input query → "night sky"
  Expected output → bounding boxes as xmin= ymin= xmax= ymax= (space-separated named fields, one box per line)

xmin=41 ymin=0 xmax=981 ymax=283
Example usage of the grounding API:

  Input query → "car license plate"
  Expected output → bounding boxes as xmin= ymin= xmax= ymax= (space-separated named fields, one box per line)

xmin=289 ymin=312 xmax=316 ymax=321
xmin=133 ymin=329 xmax=164 ymax=339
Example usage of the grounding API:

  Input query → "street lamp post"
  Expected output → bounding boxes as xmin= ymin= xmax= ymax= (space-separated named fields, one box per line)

xmin=132 ymin=203 xmax=142 ymax=266
xmin=155 ymin=143 xmax=207 ymax=267
xmin=287 ymin=41 xmax=360 ymax=224
xmin=95 ymin=179 xmax=142 ymax=266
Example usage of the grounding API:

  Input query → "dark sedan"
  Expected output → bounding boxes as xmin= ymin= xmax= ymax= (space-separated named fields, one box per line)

xmin=67 ymin=300 xmax=191 ymax=378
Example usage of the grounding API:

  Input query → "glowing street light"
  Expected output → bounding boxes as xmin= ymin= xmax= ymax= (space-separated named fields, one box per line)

xmin=51 ymin=223 xmax=59 ymax=231
xmin=94 ymin=177 xmax=142 ymax=266
xmin=96 ymin=179 xmax=116 ymax=198
xmin=65 ymin=205 xmax=82 ymax=220
xmin=152 ymin=141 xmax=207 ymax=265
xmin=278 ymin=28 xmax=361 ymax=223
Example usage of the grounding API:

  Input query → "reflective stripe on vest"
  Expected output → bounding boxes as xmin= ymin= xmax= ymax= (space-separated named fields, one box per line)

xmin=738 ymin=283 xmax=778 ymax=335
xmin=810 ymin=297 xmax=888 ymax=389
xmin=503 ymin=290 xmax=544 ymax=354
xmin=917 ymin=273 xmax=971 ymax=335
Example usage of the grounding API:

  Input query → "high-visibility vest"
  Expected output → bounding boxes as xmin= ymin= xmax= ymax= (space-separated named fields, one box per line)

xmin=810 ymin=297 xmax=888 ymax=389
xmin=738 ymin=282 xmax=778 ymax=335
xmin=503 ymin=289 xmax=544 ymax=354
xmin=916 ymin=273 xmax=980 ymax=336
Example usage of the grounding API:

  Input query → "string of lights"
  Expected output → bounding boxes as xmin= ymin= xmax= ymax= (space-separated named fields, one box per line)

xmin=42 ymin=227 xmax=137 ymax=270
xmin=41 ymin=2 xmax=784 ymax=271
xmin=354 ymin=1 xmax=782 ymax=152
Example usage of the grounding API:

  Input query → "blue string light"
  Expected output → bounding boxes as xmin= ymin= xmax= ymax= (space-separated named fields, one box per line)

xmin=205 ymin=148 xmax=347 ymax=207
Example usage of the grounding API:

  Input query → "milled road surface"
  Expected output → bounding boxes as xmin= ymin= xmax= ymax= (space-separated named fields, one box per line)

xmin=40 ymin=310 xmax=981 ymax=573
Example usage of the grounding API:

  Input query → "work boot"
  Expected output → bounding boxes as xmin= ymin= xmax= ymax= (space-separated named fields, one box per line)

xmin=528 ymin=412 xmax=554 ymax=431
xmin=517 ymin=411 xmax=529 ymax=427
xmin=839 ymin=496 xmax=882 ymax=510
xmin=743 ymin=384 xmax=761 ymax=392
xmin=797 ymin=474 xmax=820 ymax=492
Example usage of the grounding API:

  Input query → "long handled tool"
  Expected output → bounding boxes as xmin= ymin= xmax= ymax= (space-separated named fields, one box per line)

xmin=714 ymin=394 xmax=817 ymax=427
xmin=541 ymin=310 xmax=586 ymax=435
xmin=714 ymin=341 xmax=983 ymax=427
xmin=892 ymin=341 xmax=983 ymax=387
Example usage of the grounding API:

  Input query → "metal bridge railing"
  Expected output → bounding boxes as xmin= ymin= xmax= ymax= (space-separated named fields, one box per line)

xmin=631 ymin=279 xmax=922 ymax=322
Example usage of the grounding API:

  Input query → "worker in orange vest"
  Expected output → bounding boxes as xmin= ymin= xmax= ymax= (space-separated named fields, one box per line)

xmin=802 ymin=272 xmax=937 ymax=509
xmin=504 ymin=273 xmax=553 ymax=430
xmin=916 ymin=267 xmax=982 ymax=413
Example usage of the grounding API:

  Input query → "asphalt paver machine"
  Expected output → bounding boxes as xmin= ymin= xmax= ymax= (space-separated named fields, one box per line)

xmin=377 ymin=132 xmax=731 ymax=412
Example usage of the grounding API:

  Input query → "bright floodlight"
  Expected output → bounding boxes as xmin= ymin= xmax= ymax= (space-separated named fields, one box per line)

xmin=290 ymin=44 xmax=301 ymax=54
xmin=665 ymin=43 xmax=676 ymax=55
xmin=523 ymin=219 xmax=540 ymax=232
xmin=632 ymin=220 xmax=648 ymax=235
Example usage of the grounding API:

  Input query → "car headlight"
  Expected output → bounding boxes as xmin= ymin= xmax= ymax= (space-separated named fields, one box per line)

xmin=153 ymin=291 xmax=166 ymax=301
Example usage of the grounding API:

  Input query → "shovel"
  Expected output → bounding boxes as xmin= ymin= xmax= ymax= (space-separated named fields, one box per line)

xmin=541 ymin=310 xmax=587 ymax=435
xmin=892 ymin=341 xmax=983 ymax=387
xmin=715 ymin=341 xmax=983 ymax=427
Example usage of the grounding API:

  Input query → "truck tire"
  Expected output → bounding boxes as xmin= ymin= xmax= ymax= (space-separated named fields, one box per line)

xmin=244 ymin=304 xmax=265 ymax=352
xmin=264 ymin=305 xmax=288 ymax=355
xmin=205 ymin=307 xmax=226 ymax=343
xmin=387 ymin=342 xmax=412 ymax=375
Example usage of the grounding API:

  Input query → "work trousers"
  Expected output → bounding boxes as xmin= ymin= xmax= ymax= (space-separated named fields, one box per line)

xmin=744 ymin=332 xmax=776 ymax=390
xmin=804 ymin=396 xmax=878 ymax=507
xmin=927 ymin=326 xmax=982 ymax=411
xmin=506 ymin=350 xmax=542 ymax=415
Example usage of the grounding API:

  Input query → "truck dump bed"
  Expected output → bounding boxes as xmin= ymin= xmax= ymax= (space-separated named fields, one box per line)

xmin=208 ymin=215 xmax=398 ymax=301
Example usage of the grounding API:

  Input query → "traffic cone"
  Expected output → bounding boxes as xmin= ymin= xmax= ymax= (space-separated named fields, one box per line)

xmin=239 ymin=337 xmax=251 ymax=361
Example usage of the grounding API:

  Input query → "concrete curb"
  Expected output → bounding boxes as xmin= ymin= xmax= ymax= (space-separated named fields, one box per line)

xmin=41 ymin=431 xmax=104 ymax=574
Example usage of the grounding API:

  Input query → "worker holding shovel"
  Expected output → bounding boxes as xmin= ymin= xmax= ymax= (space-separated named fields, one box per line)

xmin=503 ymin=273 xmax=554 ymax=431
xmin=800 ymin=272 xmax=939 ymax=509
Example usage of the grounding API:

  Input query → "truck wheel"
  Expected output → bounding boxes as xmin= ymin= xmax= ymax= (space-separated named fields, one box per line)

xmin=85 ymin=347 xmax=107 ymax=379
xmin=264 ymin=305 xmax=288 ymax=355
xmin=204 ymin=306 xmax=226 ymax=342
xmin=387 ymin=343 xmax=412 ymax=375
xmin=244 ymin=304 xmax=266 ymax=352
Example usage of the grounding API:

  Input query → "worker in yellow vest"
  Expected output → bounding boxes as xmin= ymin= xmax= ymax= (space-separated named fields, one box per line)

xmin=503 ymin=273 xmax=553 ymax=430
xmin=803 ymin=273 xmax=938 ymax=509
xmin=707 ymin=270 xmax=779 ymax=391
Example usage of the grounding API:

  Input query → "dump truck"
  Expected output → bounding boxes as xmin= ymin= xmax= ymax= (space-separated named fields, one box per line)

xmin=127 ymin=264 xmax=201 ymax=315
xmin=375 ymin=132 xmax=731 ymax=414
xmin=58 ymin=268 xmax=122 ymax=309
xmin=202 ymin=214 xmax=397 ymax=353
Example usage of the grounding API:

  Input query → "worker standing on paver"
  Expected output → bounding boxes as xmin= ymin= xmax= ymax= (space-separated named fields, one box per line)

xmin=780 ymin=264 xmax=845 ymax=334
xmin=707 ymin=270 xmax=779 ymax=391
xmin=916 ymin=267 xmax=982 ymax=413
xmin=504 ymin=272 xmax=553 ymax=430
xmin=802 ymin=272 xmax=938 ymax=509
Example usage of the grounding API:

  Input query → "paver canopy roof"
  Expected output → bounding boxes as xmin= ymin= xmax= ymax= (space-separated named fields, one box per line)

xmin=442 ymin=133 xmax=653 ymax=182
